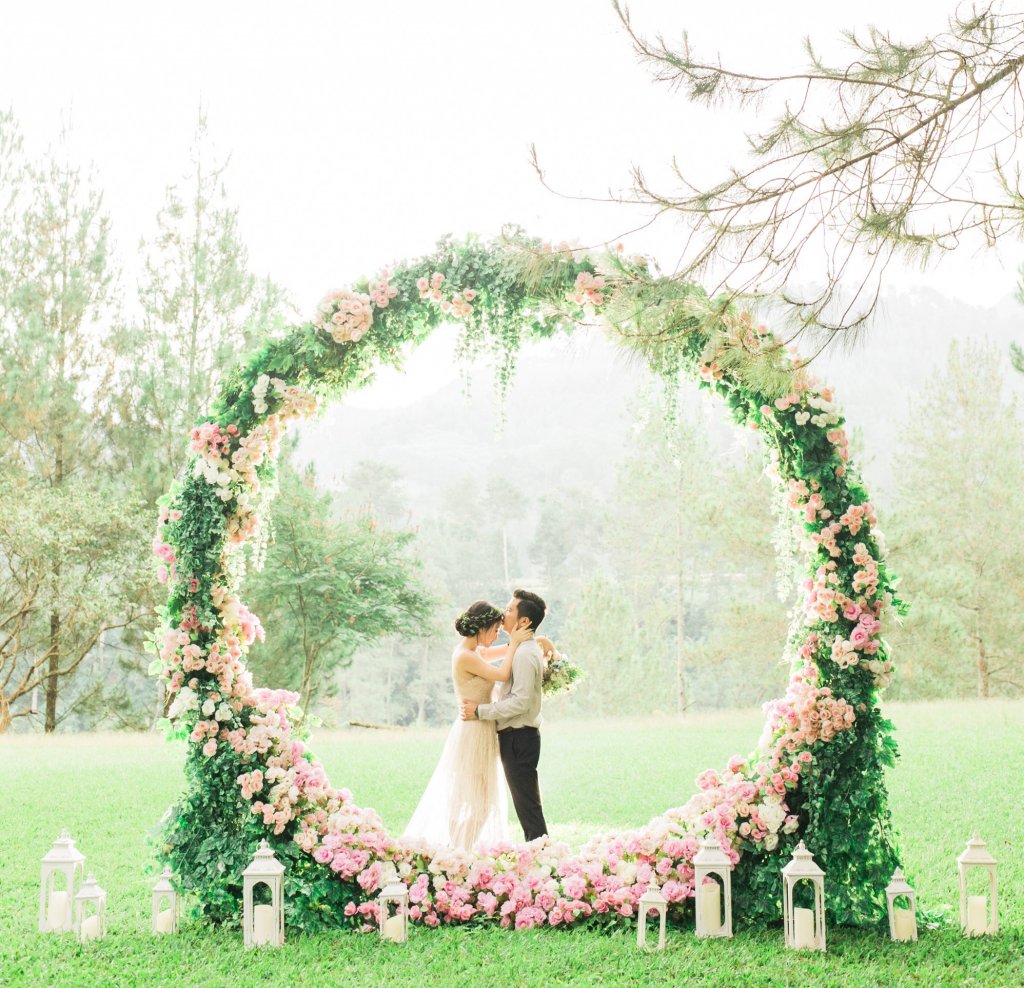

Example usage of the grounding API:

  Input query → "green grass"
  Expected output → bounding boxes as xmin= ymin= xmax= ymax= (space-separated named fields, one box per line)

xmin=0 ymin=700 xmax=1021 ymax=987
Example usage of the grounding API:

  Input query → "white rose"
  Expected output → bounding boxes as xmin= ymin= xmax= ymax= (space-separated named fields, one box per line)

xmin=201 ymin=699 xmax=216 ymax=717
xmin=763 ymin=833 xmax=779 ymax=851
xmin=616 ymin=862 xmax=638 ymax=886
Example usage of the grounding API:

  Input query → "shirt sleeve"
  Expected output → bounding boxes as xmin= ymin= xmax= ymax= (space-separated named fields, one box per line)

xmin=477 ymin=649 xmax=538 ymax=722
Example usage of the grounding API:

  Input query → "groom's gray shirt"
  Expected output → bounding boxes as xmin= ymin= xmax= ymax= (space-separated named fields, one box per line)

xmin=476 ymin=638 xmax=543 ymax=731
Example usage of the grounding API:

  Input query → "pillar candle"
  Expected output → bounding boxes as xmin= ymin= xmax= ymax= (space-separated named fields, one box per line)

xmin=382 ymin=914 xmax=406 ymax=942
xmin=252 ymin=904 xmax=276 ymax=945
xmin=793 ymin=907 xmax=815 ymax=948
xmin=966 ymin=895 xmax=987 ymax=936
xmin=46 ymin=890 xmax=69 ymax=930
xmin=80 ymin=915 xmax=100 ymax=940
xmin=155 ymin=908 xmax=174 ymax=933
xmin=893 ymin=907 xmax=915 ymax=941
xmin=699 ymin=882 xmax=722 ymax=934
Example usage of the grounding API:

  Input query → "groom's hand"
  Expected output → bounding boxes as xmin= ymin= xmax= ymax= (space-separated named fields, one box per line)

xmin=460 ymin=700 xmax=478 ymax=721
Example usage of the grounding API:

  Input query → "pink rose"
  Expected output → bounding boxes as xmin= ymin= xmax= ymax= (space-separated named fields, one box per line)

xmin=850 ymin=626 xmax=870 ymax=648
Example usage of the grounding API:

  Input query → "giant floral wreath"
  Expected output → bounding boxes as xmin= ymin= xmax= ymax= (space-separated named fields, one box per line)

xmin=152 ymin=234 xmax=905 ymax=933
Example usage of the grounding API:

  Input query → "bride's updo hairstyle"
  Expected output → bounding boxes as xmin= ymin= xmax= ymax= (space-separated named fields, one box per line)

xmin=455 ymin=601 xmax=503 ymax=638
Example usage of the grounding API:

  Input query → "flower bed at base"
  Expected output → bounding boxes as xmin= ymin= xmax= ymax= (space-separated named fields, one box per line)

xmin=152 ymin=234 xmax=905 ymax=933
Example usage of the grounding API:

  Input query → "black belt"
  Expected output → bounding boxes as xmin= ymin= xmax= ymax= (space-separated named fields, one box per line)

xmin=498 ymin=725 xmax=539 ymax=734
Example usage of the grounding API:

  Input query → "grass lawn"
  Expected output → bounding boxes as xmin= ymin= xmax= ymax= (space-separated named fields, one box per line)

xmin=0 ymin=700 xmax=1021 ymax=987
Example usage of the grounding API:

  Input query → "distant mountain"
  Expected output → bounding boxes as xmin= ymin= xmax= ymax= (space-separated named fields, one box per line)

xmin=294 ymin=288 xmax=1024 ymax=513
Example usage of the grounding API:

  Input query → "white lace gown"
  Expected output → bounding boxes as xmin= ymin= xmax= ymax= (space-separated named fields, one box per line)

xmin=402 ymin=661 xmax=510 ymax=850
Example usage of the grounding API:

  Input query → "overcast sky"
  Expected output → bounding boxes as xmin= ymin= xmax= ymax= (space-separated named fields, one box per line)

xmin=3 ymin=2 xmax=1021 ymax=406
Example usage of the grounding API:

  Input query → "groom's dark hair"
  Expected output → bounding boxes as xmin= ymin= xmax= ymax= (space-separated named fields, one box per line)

xmin=513 ymin=588 xmax=546 ymax=631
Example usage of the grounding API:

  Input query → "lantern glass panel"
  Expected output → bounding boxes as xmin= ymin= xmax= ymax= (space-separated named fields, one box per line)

xmin=639 ymin=907 xmax=660 ymax=948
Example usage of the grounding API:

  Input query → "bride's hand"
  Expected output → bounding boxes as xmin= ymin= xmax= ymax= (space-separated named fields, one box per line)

xmin=509 ymin=627 xmax=533 ymax=646
xmin=535 ymin=635 xmax=556 ymax=658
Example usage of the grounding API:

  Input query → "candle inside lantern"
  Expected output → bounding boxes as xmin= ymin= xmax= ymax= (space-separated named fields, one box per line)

xmin=893 ymin=907 xmax=914 ymax=941
xmin=966 ymin=895 xmax=987 ymax=936
xmin=80 ymin=915 xmax=100 ymax=941
xmin=155 ymin=908 xmax=174 ymax=934
xmin=699 ymin=881 xmax=722 ymax=934
xmin=382 ymin=915 xmax=405 ymax=942
xmin=793 ymin=907 xmax=815 ymax=949
xmin=252 ymin=904 xmax=275 ymax=945
xmin=46 ymin=890 xmax=68 ymax=929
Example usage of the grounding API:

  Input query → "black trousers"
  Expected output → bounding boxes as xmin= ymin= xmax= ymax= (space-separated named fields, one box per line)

xmin=498 ymin=726 xmax=548 ymax=842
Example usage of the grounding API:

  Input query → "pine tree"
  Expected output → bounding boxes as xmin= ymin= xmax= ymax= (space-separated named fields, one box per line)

xmin=124 ymin=109 xmax=291 ymax=505
xmin=889 ymin=341 xmax=1024 ymax=698
xmin=0 ymin=120 xmax=146 ymax=731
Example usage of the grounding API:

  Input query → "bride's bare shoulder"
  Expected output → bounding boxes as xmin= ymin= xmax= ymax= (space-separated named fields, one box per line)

xmin=451 ymin=647 xmax=477 ymax=669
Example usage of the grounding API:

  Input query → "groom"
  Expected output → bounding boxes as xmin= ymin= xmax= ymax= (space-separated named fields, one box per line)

xmin=461 ymin=588 xmax=548 ymax=842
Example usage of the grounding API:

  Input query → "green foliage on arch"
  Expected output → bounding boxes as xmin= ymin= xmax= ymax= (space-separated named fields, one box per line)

xmin=151 ymin=233 xmax=905 ymax=933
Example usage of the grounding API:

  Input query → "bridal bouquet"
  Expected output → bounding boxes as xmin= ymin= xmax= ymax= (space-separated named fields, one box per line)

xmin=541 ymin=647 xmax=583 ymax=698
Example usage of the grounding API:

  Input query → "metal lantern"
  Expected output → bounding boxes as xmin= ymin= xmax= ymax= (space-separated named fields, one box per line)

xmin=152 ymin=866 xmax=179 ymax=935
xmin=38 ymin=831 xmax=85 ymax=932
xmin=379 ymin=875 xmax=410 ymax=943
xmin=693 ymin=836 xmax=733 ymax=938
xmin=781 ymin=841 xmax=826 ymax=952
xmin=242 ymin=840 xmax=285 ymax=948
xmin=958 ymin=832 xmax=998 ymax=936
xmin=885 ymin=868 xmax=917 ymax=942
xmin=74 ymin=874 xmax=107 ymax=942
xmin=636 ymin=885 xmax=667 ymax=951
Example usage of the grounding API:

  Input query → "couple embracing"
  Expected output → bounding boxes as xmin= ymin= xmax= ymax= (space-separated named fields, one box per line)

xmin=403 ymin=589 xmax=551 ymax=850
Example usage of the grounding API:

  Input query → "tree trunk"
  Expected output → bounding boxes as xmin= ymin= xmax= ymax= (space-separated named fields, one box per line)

xmin=974 ymin=614 xmax=990 ymax=699
xmin=416 ymin=641 xmax=429 ymax=727
xmin=45 ymin=432 xmax=63 ymax=733
xmin=675 ymin=459 xmax=687 ymax=718
xmin=675 ymin=568 xmax=686 ymax=717
xmin=46 ymin=212 xmax=69 ymax=735
xmin=45 ymin=610 xmax=60 ymax=732
xmin=186 ymin=151 xmax=203 ymax=420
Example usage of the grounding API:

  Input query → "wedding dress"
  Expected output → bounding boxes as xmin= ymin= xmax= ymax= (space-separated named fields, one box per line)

xmin=402 ymin=660 xmax=510 ymax=850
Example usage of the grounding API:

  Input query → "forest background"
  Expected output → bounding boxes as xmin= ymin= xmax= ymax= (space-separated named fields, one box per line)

xmin=2 ymin=108 xmax=1022 ymax=736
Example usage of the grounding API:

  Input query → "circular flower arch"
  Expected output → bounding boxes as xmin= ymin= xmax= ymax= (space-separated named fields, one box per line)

xmin=152 ymin=233 xmax=905 ymax=933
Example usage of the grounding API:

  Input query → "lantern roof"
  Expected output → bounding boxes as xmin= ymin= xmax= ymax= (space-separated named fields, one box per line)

xmin=242 ymin=839 xmax=285 ymax=878
xmin=75 ymin=874 xmax=106 ymax=902
xmin=41 ymin=831 xmax=86 ymax=866
xmin=638 ymin=885 xmax=667 ymax=906
xmin=152 ymin=866 xmax=175 ymax=895
xmin=957 ymin=832 xmax=997 ymax=868
xmin=381 ymin=879 xmax=409 ymax=899
xmin=781 ymin=841 xmax=824 ymax=879
xmin=694 ymin=836 xmax=732 ymax=869
xmin=885 ymin=868 xmax=914 ymax=897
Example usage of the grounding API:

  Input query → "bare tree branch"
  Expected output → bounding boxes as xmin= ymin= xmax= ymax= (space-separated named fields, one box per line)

xmin=603 ymin=2 xmax=1024 ymax=337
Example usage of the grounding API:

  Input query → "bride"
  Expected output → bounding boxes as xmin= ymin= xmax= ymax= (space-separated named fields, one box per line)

xmin=402 ymin=600 xmax=533 ymax=850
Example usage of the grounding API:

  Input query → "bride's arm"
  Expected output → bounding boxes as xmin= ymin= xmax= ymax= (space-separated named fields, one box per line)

xmin=457 ymin=629 xmax=532 ymax=683
xmin=477 ymin=644 xmax=508 ymax=662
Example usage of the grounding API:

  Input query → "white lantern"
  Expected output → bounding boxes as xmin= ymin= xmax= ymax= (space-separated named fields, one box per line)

xmin=958 ymin=832 xmax=998 ymax=936
xmin=636 ymin=885 xmax=667 ymax=951
xmin=379 ymin=874 xmax=410 ymax=943
xmin=38 ymin=831 xmax=85 ymax=932
xmin=152 ymin=866 xmax=179 ymax=934
xmin=885 ymin=868 xmax=917 ymax=942
xmin=74 ymin=874 xmax=107 ymax=942
xmin=693 ymin=836 xmax=733 ymax=938
xmin=242 ymin=839 xmax=285 ymax=948
xmin=781 ymin=841 xmax=826 ymax=952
